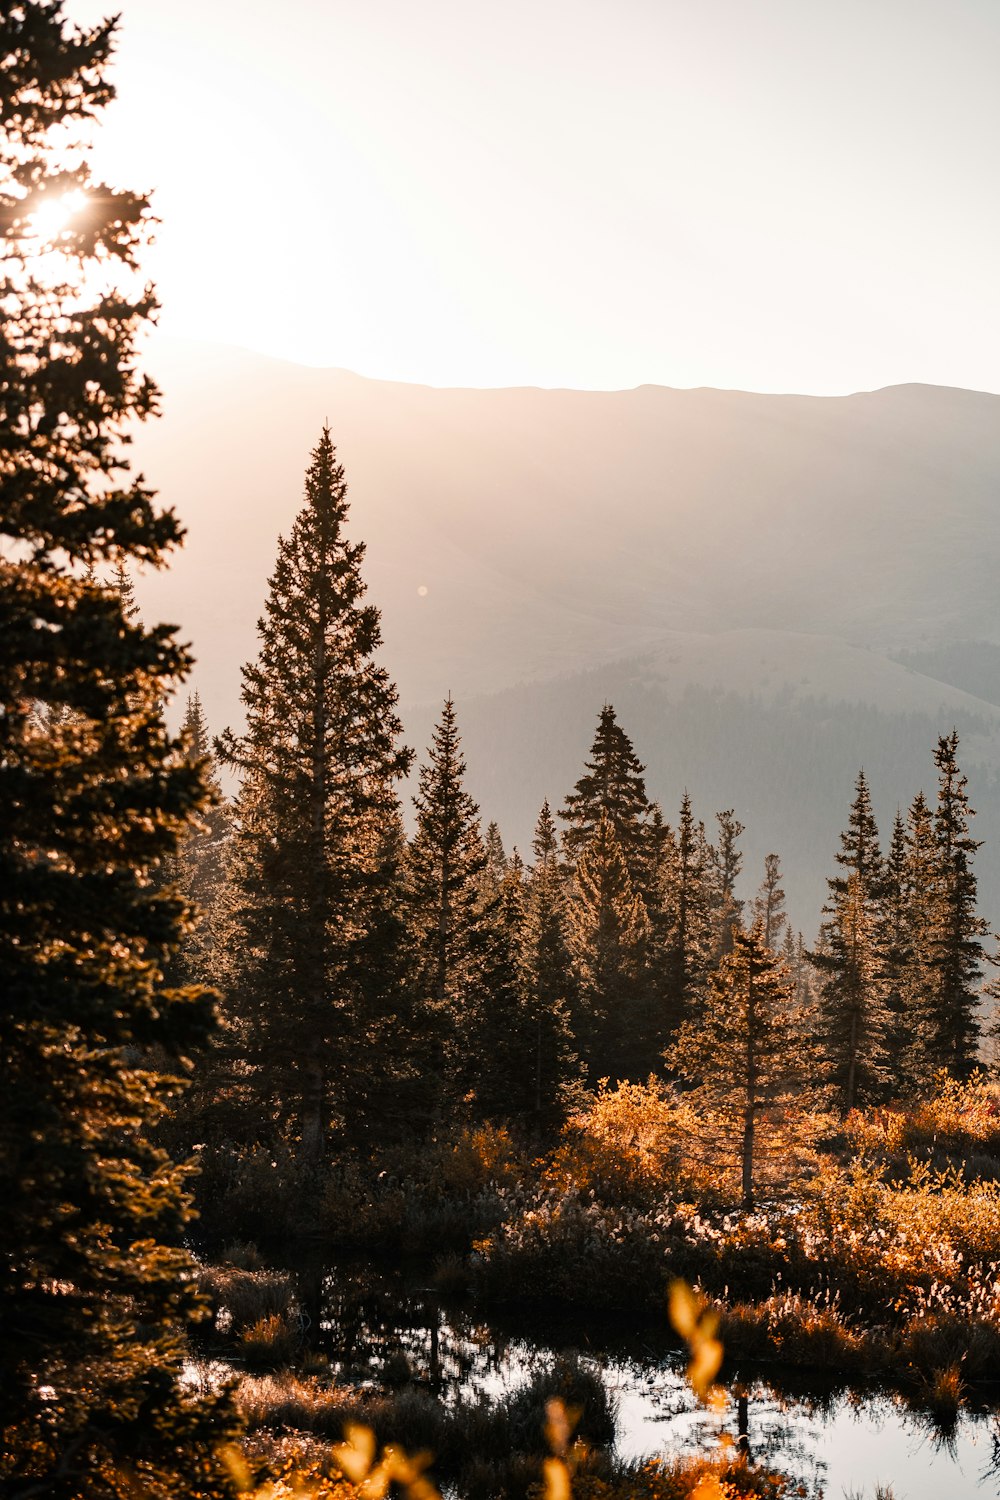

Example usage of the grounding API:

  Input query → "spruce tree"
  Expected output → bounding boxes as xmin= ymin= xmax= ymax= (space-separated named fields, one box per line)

xmin=560 ymin=704 xmax=653 ymax=890
xmin=926 ymin=732 xmax=987 ymax=1076
xmin=753 ymin=853 xmax=788 ymax=953
xmin=710 ymin=808 xmax=745 ymax=956
xmin=218 ymin=428 xmax=412 ymax=1168
xmin=813 ymin=771 xmax=887 ymax=1110
xmin=880 ymin=810 xmax=915 ymax=1091
xmin=0 ymin=4 xmax=236 ymax=1490
xmin=676 ymin=924 xmax=815 ymax=1209
xmin=900 ymin=790 xmax=940 ymax=1087
xmin=112 ymin=558 xmax=140 ymax=620
xmin=172 ymin=693 xmax=230 ymax=986
xmin=408 ymin=695 xmax=489 ymax=1100
xmin=472 ymin=856 xmax=537 ymax=1119
xmin=518 ymin=801 xmax=580 ymax=1126
xmin=566 ymin=812 xmax=650 ymax=1082
xmin=658 ymin=791 xmax=715 ymax=1042
xmin=482 ymin=819 xmax=509 ymax=899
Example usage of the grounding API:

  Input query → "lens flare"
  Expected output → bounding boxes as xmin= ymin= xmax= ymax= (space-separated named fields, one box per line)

xmin=27 ymin=189 xmax=88 ymax=241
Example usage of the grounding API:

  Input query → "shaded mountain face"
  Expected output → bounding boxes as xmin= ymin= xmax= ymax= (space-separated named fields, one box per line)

xmin=134 ymin=339 xmax=1000 ymax=931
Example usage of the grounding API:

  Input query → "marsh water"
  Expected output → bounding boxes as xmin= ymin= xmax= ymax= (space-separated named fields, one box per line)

xmin=297 ymin=1263 xmax=1000 ymax=1500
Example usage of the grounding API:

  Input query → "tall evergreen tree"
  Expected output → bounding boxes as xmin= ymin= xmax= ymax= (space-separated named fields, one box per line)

xmin=753 ymin=853 xmax=788 ymax=953
xmin=0 ymin=4 xmax=237 ymax=1490
xmin=518 ymin=801 xmax=580 ymax=1126
xmin=172 ymin=693 xmax=230 ymax=986
xmin=813 ymin=772 xmax=886 ymax=1110
xmin=880 ymin=810 xmax=915 ymax=1090
xmin=560 ymin=704 xmax=653 ymax=891
xmin=566 ymin=812 xmax=650 ymax=1082
xmin=710 ymin=808 xmax=745 ymax=956
xmin=218 ymin=428 xmax=412 ymax=1167
xmin=899 ymin=790 xmax=940 ymax=1086
xmin=481 ymin=819 xmax=510 ymax=901
xmin=676 ymin=924 xmax=815 ymax=1209
xmin=472 ymin=856 xmax=535 ymax=1118
xmin=408 ymin=696 xmax=489 ymax=1100
xmin=926 ymin=732 xmax=987 ymax=1076
xmin=658 ymin=791 xmax=715 ymax=1043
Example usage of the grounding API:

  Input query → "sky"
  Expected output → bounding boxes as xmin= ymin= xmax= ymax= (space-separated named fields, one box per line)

xmin=71 ymin=0 xmax=1000 ymax=394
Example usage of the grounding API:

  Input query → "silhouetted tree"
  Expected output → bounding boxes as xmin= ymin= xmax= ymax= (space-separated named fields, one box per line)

xmin=676 ymin=925 xmax=814 ymax=1208
xmin=926 ymin=732 xmax=987 ymax=1075
xmin=0 ymin=3 xmax=237 ymax=1490
xmin=898 ymin=790 xmax=941 ymax=1086
xmin=408 ymin=695 xmax=489 ymax=1101
xmin=170 ymin=693 xmax=231 ymax=985
xmin=560 ymin=704 xmax=653 ymax=890
xmin=567 ymin=812 xmax=650 ymax=1081
xmin=218 ymin=428 xmax=412 ymax=1168
xmin=753 ymin=853 xmax=788 ymax=953
xmin=710 ymin=807 xmax=745 ymax=956
xmin=658 ymin=791 xmax=714 ymax=1043
xmin=111 ymin=558 xmax=140 ymax=620
xmin=517 ymin=800 xmax=580 ymax=1126
xmin=813 ymin=772 xmax=886 ymax=1110
xmin=880 ymin=810 xmax=915 ymax=1091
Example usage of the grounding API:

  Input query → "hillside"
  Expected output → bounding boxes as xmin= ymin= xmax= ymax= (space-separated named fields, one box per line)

xmin=132 ymin=339 xmax=1000 ymax=930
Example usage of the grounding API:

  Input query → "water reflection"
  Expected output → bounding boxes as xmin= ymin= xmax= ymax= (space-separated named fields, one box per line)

xmin=284 ymin=1261 xmax=1000 ymax=1499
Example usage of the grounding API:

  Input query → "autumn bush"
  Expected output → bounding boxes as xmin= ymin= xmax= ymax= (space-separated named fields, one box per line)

xmin=317 ymin=1127 xmax=523 ymax=1254
xmin=572 ymin=1454 xmax=794 ymax=1500
xmin=548 ymin=1080 xmax=714 ymax=1205
xmin=846 ymin=1073 xmax=1000 ymax=1175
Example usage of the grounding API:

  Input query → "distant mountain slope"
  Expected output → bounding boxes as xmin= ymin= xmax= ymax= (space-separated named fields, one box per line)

xmin=404 ymin=637 xmax=1000 ymax=933
xmin=131 ymin=339 xmax=1000 ymax=930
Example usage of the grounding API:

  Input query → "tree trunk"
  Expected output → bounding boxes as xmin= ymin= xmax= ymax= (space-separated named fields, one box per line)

xmin=301 ymin=1056 xmax=326 ymax=1172
xmin=845 ymin=1005 xmax=858 ymax=1114
xmin=741 ymin=1101 xmax=755 ymax=1210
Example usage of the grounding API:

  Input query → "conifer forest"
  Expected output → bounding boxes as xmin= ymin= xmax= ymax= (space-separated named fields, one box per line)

xmin=6 ymin=5 xmax=1000 ymax=1500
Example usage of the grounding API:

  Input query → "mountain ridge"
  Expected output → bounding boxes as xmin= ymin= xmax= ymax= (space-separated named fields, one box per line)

xmin=131 ymin=337 xmax=1000 ymax=930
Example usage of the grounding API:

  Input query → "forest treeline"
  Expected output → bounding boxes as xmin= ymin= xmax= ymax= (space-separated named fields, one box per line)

xmin=3 ymin=6 xmax=999 ymax=1497
xmin=168 ymin=427 xmax=995 ymax=1218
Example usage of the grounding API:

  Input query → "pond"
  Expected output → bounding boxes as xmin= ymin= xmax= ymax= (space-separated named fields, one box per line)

xmin=299 ymin=1262 xmax=1000 ymax=1500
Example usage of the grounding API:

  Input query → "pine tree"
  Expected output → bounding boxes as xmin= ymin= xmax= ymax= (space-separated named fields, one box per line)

xmin=172 ymin=693 xmax=230 ymax=985
xmin=560 ymin=704 xmax=653 ymax=891
xmin=676 ymin=924 xmax=815 ymax=1209
xmin=518 ymin=801 xmax=580 ymax=1126
xmin=408 ymin=696 xmax=489 ymax=1100
xmin=813 ymin=772 xmax=887 ymax=1110
xmin=218 ymin=428 xmax=412 ymax=1168
xmin=112 ymin=558 xmax=140 ymax=620
xmin=481 ymin=819 xmax=509 ymax=901
xmin=0 ymin=4 xmax=237 ymax=1490
xmin=658 ymin=791 xmax=715 ymax=1042
xmin=753 ymin=853 xmax=788 ymax=953
xmin=880 ymin=810 xmax=914 ymax=1091
xmin=899 ymin=790 xmax=940 ymax=1087
xmin=566 ymin=812 xmax=650 ymax=1082
xmin=925 ymin=732 xmax=987 ymax=1076
xmin=710 ymin=808 xmax=745 ymax=956
xmin=472 ymin=856 xmax=534 ymax=1118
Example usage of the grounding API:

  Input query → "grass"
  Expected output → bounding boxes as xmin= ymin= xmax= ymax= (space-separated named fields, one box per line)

xmin=197 ymin=1261 xmax=297 ymax=1335
xmin=234 ymin=1357 xmax=617 ymax=1500
xmin=190 ymin=1063 xmax=1000 ymax=1500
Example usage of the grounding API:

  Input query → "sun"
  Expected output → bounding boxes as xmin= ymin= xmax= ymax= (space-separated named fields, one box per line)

xmin=27 ymin=188 xmax=88 ymax=242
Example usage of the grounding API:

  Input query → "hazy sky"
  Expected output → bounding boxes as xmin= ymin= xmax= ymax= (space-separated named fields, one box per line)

xmin=73 ymin=0 xmax=1000 ymax=393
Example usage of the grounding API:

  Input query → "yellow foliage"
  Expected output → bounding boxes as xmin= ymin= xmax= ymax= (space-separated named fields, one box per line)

xmin=846 ymin=1073 xmax=1000 ymax=1161
xmin=669 ymin=1282 xmax=724 ymax=1403
xmin=551 ymin=1079 xmax=714 ymax=1202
